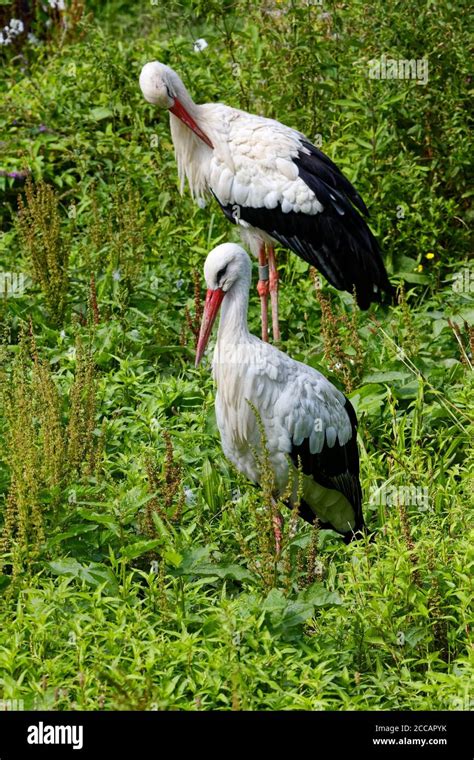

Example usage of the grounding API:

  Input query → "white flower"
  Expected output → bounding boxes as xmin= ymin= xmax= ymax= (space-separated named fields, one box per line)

xmin=27 ymin=33 xmax=39 ymax=45
xmin=196 ymin=197 xmax=207 ymax=209
xmin=59 ymin=329 xmax=66 ymax=339
xmin=150 ymin=560 xmax=159 ymax=573
xmin=49 ymin=0 xmax=66 ymax=9
xmin=112 ymin=269 xmax=121 ymax=281
xmin=1 ymin=27 xmax=12 ymax=45
xmin=9 ymin=19 xmax=24 ymax=34
xmin=193 ymin=38 xmax=208 ymax=53
xmin=0 ymin=19 xmax=24 ymax=44
xmin=175 ymin=278 xmax=184 ymax=290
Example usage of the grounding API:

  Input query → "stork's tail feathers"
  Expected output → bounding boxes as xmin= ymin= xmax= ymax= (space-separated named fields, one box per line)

xmin=293 ymin=145 xmax=395 ymax=310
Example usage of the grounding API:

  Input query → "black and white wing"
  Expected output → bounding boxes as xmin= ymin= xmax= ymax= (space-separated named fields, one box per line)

xmin=290 ymin=396 xmax=364 ymax=543
xmin=209 ymin=109 xmax=394 ymax=309
xmin=273 ymin=361 xmax=364 ymax=542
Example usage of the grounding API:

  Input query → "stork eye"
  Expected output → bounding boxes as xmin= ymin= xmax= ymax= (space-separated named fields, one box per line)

xmin=216 ymin=264 xmax=228 ymax=284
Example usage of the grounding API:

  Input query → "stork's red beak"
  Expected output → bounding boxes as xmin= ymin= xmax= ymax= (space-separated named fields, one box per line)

xmin=195 ymin=288 xmax=225 ymax=367
xmin=170 ymin=99 xmax=214 ymax=149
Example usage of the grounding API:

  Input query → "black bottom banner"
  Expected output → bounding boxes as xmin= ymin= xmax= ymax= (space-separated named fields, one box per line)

xmin=0 ymin=710 xmax=471 ymax=757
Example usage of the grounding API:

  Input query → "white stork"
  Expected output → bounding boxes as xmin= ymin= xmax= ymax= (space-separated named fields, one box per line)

xmin=139 ymin=61 xmax=394 ymax=342
xmin=195 ymin=242 xmax=365 ymax=546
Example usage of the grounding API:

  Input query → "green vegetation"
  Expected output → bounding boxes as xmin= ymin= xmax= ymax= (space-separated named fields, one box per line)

xmin=0 ymin=0 xmax=472 ymax=710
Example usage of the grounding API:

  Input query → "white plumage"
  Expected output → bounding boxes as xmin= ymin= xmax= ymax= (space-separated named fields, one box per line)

xmin=172 ymin=102 xmax=323 ymax=223
xmin=139 ymin=61 xmax=394 ymax=342
xmin=196 ymin=243 xmax=365 ymax=541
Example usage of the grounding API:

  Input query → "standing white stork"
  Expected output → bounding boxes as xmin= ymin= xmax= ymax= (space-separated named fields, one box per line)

xmin=195 ymin=242 xmax=365 ymax=545
xmin=139 ymin=61 xmax=394 ymax=342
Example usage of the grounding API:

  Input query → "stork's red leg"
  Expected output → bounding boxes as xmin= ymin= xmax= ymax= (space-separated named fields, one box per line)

xmin=267 ymin=245 xmax=280 ymax=341
xmin=257 ymin=244 xmax=269 ymax=342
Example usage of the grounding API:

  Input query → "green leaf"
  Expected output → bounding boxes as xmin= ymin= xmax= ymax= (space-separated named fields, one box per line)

xmin=89 ymin=107 xmax=114 ymax=120
xmin=201 ymin=459 xmax=221 ymax=511
xmin=46 ymin=524 xmax=98 ymax=548
xmin=120 ymin=540 xmax=161 ymax=560
xmin=76 ymin=508 xmax=119 ymax=531
xmin=262 ymin=588 xmax=287 ymax=614
xmin=48 ymin=559 xmax=119 ymax=593
xmin=394 ymin=381 xmax=422 ymax=399
xmin=164 ymin=549 xmax=183 ymax=568
xmin=172 ymin=546 xmax=211 ymax=574
xmin=298 ymin=582 xmax=343 ymax=607
xmin=186 ymin=562 xmax=254 ymax=582
xmin=49 ymin=558 xmax=83 ymax=577
xmin=363 ymin=371 xmax=411 ymax=383
xmin=81 ymin=565 xmax=119 ymax=594
xmin=398 ymin=272 xmax=430 ymax=284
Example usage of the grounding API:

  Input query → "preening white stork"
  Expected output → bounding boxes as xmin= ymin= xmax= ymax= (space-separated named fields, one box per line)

xmin=139 ymin=61 xmax=394 ymax=342
xmin=195 ymin=242 xmax=365 ymax=545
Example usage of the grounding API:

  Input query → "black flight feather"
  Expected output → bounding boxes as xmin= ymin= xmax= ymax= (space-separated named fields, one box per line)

xmin=289 ymin=398 xmax=365 ymax=543
xmin=211 ymin=139 xmax=395 ymax=309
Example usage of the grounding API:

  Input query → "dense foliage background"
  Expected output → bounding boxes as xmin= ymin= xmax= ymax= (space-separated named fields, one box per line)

xmin=0 ymin=0 xmax=472 ymax=710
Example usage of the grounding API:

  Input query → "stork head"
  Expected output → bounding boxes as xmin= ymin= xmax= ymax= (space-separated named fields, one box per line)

xmin=139 ymin=61 xmax=213 ymax=149
xmin=195 ymin=243 xmax=251 ymax=366
xmin=139 ymin=61 xmax=180 ymax=109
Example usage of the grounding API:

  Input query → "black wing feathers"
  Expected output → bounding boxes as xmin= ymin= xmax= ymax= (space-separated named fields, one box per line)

xmin=212 ymin=138 xmax=395 ymax=309
xmin=297 ymin=140 xmax=369 ymax=217
xmin=290 ymin=398 xmax=365 ymax=542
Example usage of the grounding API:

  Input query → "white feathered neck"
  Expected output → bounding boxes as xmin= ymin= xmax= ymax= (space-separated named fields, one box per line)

xmin=168 ymin=77 xmax=233 ymax=201
xmin=168 ymin=80 xmax=218 ymax=201
xmin=217 ymin=271 xmax=251 ymax=344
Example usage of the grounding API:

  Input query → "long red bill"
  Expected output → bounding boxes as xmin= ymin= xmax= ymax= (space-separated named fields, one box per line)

xmin=170 ymin=98 xmax=214 ymax=149
xmin=195 ymin=288 xmax=225 ymax=367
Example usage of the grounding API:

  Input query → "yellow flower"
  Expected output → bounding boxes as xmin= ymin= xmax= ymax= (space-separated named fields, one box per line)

xmin=426 ymin=252 xmax=435 ymax=260
xmin=416 ymin=265 xmax=423 ymax=272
